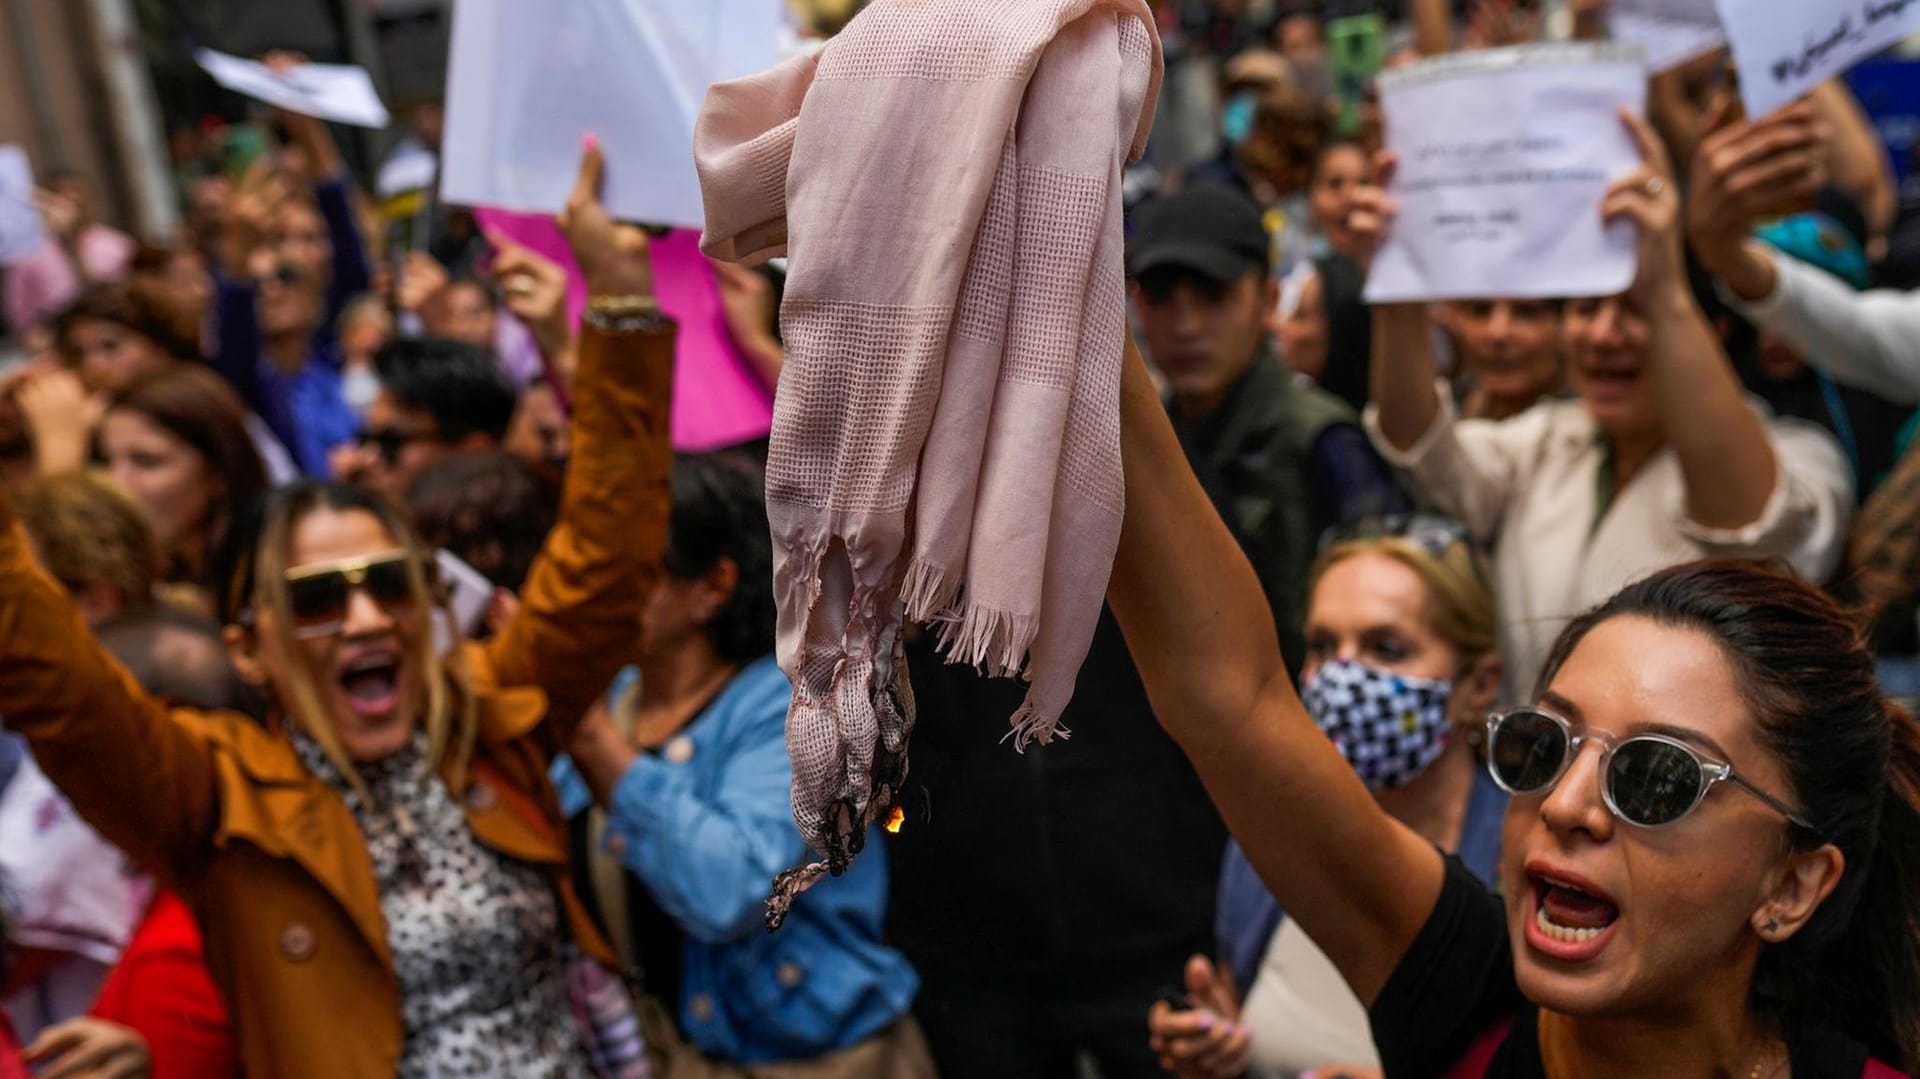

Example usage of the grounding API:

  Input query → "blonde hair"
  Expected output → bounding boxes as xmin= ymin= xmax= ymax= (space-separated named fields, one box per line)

xmin=1310 ymin=534 xmax=1497 ymax=672
xmin=236 ymin=485 xmax=477 ymax=796
xmin=15 ymin=470 xmax=157 ymax=603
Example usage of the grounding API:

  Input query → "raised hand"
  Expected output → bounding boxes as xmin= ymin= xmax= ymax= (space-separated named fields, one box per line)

xmin=557 ymin=136 xmax=654 ymax=299
xmin=395 ymin=250 xmax=451 ymax=315
xmin=490 ymin=235 xmax=573 ymax=360
xmin=1685 ymin=100 xmax=1826 ymax=284
xmin=1343 ymin=150 xmax=1399 ymax=277
xmin=1601 ymin=108 xmax=1687 ymax=306
xmin=16 ymin=367 xmax=101 ymax=475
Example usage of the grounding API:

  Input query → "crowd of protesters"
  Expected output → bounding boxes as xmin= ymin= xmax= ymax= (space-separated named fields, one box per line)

xmin=5 ymin=0 xmax=1920 ymax=1077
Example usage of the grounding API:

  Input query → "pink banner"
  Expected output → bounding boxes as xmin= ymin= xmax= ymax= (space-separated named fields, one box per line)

xmin=474 ymin=209 xmax=775 ymax=452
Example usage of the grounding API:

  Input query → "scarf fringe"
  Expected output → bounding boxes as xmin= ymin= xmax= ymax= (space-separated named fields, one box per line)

xmin=934 ymin=600 xmax=1039 ymax=679
xmin=899 ymin=558 xmax=963 ymax=623
xmin=1000 ymin=699 xmax=1070 ymax=752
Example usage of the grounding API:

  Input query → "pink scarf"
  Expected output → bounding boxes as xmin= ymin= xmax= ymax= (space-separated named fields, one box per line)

xmin=697 ymin=0 xmax=1161 ymax=914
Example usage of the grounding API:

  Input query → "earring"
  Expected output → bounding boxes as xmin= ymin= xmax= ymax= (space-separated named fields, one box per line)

xmin=1764 ymin=917 xmax=1779 ymax=935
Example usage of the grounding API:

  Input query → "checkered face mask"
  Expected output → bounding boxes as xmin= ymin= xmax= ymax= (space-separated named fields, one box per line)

xmin=1301 ymin=658 xmax=1453 ymax=791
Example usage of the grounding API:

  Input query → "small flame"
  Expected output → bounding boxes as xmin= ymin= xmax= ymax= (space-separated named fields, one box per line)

xmin=884 ymin=806 xmax=905 ymax=834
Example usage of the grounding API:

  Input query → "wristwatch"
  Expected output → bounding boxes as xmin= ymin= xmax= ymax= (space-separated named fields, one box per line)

xmin=583 ymin=294 xmax=672 ymax=334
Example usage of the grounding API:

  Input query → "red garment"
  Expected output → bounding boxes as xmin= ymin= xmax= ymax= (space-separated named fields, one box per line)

xmin=90 ymin=891 xmax=236 ymax=1079
xmin=0 ymin=1008 xmax=26 ymax=1079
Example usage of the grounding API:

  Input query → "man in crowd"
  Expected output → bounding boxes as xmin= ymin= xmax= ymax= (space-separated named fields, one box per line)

xmin=330 ymin=336 xmax=519 ymax=505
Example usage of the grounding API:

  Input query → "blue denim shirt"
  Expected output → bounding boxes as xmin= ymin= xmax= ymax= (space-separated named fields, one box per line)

xmin=553 ymin=658 xmax=918 ymax=1063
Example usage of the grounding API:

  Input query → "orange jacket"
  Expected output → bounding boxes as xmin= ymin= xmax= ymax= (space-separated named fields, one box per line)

xmin=0 ymin=322 xmax=675 ymax=1078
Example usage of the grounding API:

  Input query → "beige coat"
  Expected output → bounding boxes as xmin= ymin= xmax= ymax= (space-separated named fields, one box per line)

xmin=1366 ymin=383 xmax=1853 ymax=702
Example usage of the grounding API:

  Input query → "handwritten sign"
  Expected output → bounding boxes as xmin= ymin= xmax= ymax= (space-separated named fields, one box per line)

xmin=1611 ymin=0 xmax=1726 ymax=73
xmin=0 ymin=146 xmax=44 ymax=267
xmin=1716 ymin=0 xmax=1920 ymax=118
xmin=441 ymin=0 xmax=783 ymax=229
xmin=194 ymin=49 xmax=390 ymax=129
xmin=1365 ymin=44 xmax=1647 ymax=305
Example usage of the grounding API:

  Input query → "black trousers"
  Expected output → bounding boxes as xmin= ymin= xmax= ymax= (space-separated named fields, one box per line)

xmin=910 ymin=964 xmax=1179 ymax=1079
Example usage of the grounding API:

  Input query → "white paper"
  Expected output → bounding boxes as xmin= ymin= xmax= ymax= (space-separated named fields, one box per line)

xmin=194 ymin=48 xmax=391 ymax=129
xmin=440 ymin=0 xmax=783 ymax=229
xmin=1716 ymin=0 xmax=1920 ymax=119
xmin=1365 ymin=44 xmax=1648 ymax=305
xmin=0 ymin=146 xmax=44 ymax=266
xmin=1611 ymin=0 xmax=1726 ymax=73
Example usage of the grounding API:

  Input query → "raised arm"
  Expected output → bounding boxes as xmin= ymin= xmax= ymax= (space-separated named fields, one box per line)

xmin=1689 ymin=104 xmax=1920 ymax=405
xmin=1354 ymin=153 xmax=1446 ymax=454
xmin=1610 ymin=110 xmax=1777 ymax=531
xmin=477 ymin=142 xmax=675 ymax=748
xmin=1107 ymin=331 xmax=1443 ymax=1005
xmin=0 ymin=495 xmax=218 ymax=880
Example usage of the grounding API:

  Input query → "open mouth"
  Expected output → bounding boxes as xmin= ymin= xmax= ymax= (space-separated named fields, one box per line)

xmin=1579 ymin=365 xmax=1640 ymax=393
xmin=337 ymin=651 xmax=403 ymax=717
xmin=1526 ymin=868 xmax=1620 ymax=960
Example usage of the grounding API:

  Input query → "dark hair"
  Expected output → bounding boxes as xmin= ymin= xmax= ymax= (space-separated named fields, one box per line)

xmin=95 ymin=604 xmax=258 ymax=716
xmin=667 ymin=453 xmax=774 ymax=665
xmin=109 ymin=365 xmax=270 ymax=583
xmin=53 ymin=282 xmax=202 ymax=366
xmin=373 ymin=337 xmax=518 ymax=444
xmin=1537 ymin=561 xmax=1920 ymax=1069
xmin=406 ymin=450 xmax=555 ymax=593
xmin=1240 ymin=86 xmax=1333 ymax=195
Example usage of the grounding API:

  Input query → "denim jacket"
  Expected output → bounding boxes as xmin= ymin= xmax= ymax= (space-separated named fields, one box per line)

xmin=553 ymin=658 xmax=917 ymax=1064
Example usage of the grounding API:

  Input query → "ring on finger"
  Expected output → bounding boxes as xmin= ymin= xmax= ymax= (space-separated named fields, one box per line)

xmin=506 ymin=275 xmax=536 ymax=297
xmin=1643 ymin=176 xmax=1665 ymax=197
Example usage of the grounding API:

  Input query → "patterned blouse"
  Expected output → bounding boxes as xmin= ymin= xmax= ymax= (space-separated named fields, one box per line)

xmin=294 ymin=731 xmax=591 ymax=1077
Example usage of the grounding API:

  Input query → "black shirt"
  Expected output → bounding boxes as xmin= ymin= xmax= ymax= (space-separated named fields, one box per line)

xmin=1369 ymin=858 xmax=1895 ymax=1079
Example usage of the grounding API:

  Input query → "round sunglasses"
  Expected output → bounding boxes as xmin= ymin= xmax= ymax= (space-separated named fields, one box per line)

xmin=1485 ymin=706 xmax=1815 ymax=831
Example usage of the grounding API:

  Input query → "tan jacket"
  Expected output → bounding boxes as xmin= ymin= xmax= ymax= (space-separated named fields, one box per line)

xmin=0 ymin=323 xmax=675 ymax=1078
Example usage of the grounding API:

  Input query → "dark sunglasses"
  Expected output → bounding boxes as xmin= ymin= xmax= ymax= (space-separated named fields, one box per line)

xmin=283 ymin=551 xmax=417 ymax=638
xmin=357 ymin=426 xmax=442 ymax=467
xmin=1485 ymin=707 xmax=1814 ymax=832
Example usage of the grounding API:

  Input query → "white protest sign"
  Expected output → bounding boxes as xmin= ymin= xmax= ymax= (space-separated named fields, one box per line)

xmin=441 ymin=0 xmax=783 ymax=229
xmin=0 ymin=146 xmax=43 ymax=266
xmin=194 ymin=49 xmax=391 ymax=129
xmin=1364 ymin=44 xmax=1648 ymax=305
xmin=1611 ymin=0 xmax=1726 ymax=73
xmin=1716 ymin=0 xmax=1920 ymax=118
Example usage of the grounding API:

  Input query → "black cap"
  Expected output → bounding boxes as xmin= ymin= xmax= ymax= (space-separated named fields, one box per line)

xmin=1128 ymin=183 xmax=1269 ymax=283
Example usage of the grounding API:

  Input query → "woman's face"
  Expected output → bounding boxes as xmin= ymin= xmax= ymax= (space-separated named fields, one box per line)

xmin=1450 ymin=299 xmax=1561 ymax=405
xmin=1309 ymin=145 xmax=1371 ymax=256
xmin=1500 ymin=616 xmax=1803 ymax=1021
xmin=253 ymin=507 xmax=427 ymax=762
xmin=1276 ymin=272 xmax=1329 ymax=384
xmin=102 ymin=409 xmax=214 ymax=558
xmin=272 ymin=202 xmax=331 ymax=284
xmin=1303 ymin=551 xmax=1461 ymax=686
xmin=1563 ymin=295 xmax=1659 ymax=442
xmin=637 ymin=560 xmax=733 ymax=663
xmin=65 ymin=319 xmax=172 ymax=395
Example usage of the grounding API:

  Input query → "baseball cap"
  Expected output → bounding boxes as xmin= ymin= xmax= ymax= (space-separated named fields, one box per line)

xmin=1128 ymin=183 xmax=1270 ymax=283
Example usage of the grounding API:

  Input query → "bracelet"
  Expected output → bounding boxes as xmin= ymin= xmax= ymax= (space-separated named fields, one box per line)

xmin=583 ymin=294 xmax=672 ymax=335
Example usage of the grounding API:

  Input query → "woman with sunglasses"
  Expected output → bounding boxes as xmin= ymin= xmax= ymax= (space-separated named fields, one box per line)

xmin=1107 ymin=293 xmax=1920 ymax=1078
xmin=0 ymin=144 xmax=674 ymax=1079
xmin=1361 ymin=112 xmax=1853 ymax=706
xmin=1150 ymin=515 xmax=1507 ymax=1079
